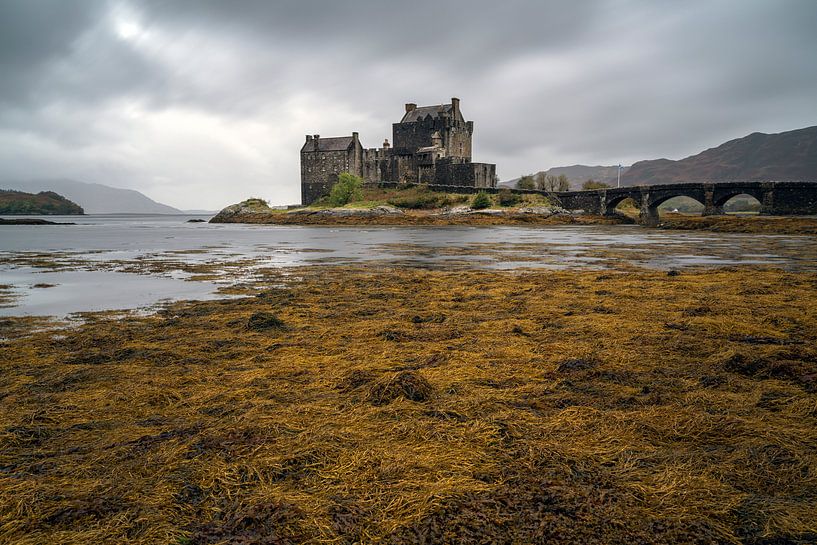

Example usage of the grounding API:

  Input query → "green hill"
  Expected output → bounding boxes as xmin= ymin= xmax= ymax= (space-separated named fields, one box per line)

xmin=0 ymin=189 xmax=84 ymax=215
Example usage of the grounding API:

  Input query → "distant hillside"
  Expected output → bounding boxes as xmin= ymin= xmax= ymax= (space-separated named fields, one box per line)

xmin=0 ymin=189 xmax=84 ymax=215
xmin=500 ymin=165 xmax=628 ymax=190
xmin=622 ymin=126 xmax=817 ymax=186
xmin=3 ymin=179 xmax=182 ymax=214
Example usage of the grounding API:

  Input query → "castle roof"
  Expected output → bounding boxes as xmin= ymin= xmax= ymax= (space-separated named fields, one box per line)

xmin=301 ymin=136 xmax=354 ymax=152
xmin=400 ymin=104 xmax=453 ymax=123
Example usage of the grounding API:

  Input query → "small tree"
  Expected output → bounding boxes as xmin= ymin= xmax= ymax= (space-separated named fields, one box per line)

xmin=471 ymin=191 xmax=492 ymax=210
xmin=582 ymin=179 xmax=611 ymax=190
xmin=517 ymin=175 xmax=536 ymax=190
xmin=327 ymin=172 xmax=363 ymax=207
xmin=497 ymin=188 xmax=521 ymax=207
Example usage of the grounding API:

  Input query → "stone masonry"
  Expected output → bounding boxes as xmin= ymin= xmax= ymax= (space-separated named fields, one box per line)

xmin=300 ymin=98 xmax=496 ymax=205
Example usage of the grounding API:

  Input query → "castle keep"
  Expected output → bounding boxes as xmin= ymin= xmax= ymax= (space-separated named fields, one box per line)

xmin=300 ymin=98 xmax=497 ymax=205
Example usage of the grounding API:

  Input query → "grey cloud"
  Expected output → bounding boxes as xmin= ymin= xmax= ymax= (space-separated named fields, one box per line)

xmin=1 ymin=0 xmax=816 ymax=208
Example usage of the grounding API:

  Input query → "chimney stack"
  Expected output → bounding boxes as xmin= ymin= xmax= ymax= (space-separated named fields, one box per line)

xmin=383 ymin=138 xmax=390 ymax=149
xmin=451 ymin=97 xmax=460 ymax=117
xmin=405 ymin=103 xmax=417 ymax=113
xmin=352 ymin=131 xmax=359 ymax=144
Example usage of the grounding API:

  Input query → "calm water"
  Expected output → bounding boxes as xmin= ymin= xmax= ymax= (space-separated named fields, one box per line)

xmin=2 ymin=214 xmax=816 ymax=318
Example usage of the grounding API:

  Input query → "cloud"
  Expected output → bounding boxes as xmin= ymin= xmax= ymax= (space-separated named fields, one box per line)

xmin=0 ymin=0 xmax=816 ymax=208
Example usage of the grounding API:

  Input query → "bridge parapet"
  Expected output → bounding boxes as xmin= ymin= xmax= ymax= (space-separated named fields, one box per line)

xmin=555 ymin=181 xmax=817 ymax=225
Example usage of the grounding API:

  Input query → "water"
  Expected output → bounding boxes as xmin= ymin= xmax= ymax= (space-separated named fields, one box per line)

xmin=2 ymin=214 xmax=816 ymax=318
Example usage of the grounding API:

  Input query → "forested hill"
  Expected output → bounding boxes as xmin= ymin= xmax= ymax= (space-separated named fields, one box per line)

xmin=0 ymin=190 xmax=85 ymax=215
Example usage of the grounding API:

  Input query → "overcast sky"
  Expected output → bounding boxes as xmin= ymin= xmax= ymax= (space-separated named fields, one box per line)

xmin=1 ymin=0 xmax=816 ymax=208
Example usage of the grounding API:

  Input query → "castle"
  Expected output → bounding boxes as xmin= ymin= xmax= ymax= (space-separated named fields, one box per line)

xmin=300 ymin=98 xmax=497 ymax=205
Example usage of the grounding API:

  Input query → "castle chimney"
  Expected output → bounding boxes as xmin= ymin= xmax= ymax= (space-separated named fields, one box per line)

xmin=352 ymin=131 xmax=359 ymax=144
xmin=383 ymin=138 xmax=390 ymax=149
xmin=313 ymin=134 xmax=320 ymax=140
xmin=305 ymin=135 xmax=312 ymax=142
xmin=405 ymin=103 xmax=417 ymax=113
xmin=451 ymin=97 xmax=460 ymax=117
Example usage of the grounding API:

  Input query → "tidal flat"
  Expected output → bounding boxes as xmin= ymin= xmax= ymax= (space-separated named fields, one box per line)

xmin=1 ymin=261 xmax=817 ymax=544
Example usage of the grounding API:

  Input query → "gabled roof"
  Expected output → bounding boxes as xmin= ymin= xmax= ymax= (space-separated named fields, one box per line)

xmin=301 ymin=136 xmax=354 ymax=153
xmin=401 ymin=104 xmax=453 ymax=123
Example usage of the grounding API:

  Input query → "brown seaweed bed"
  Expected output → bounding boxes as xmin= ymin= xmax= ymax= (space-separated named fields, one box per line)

xmin=2 ymin=265 xmax=817 ymax=544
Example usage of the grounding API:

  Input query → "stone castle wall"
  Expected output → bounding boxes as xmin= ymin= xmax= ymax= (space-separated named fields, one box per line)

xmin=433 ymin=159 xmax=495 ymax=188
xmin=299 ymin=99 xmax=496 ymax=204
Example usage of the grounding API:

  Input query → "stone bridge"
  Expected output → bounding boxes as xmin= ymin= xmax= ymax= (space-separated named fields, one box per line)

xmin=554 ymin=181 xmax=817 ymax=225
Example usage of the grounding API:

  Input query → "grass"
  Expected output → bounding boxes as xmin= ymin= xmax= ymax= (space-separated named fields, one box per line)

xmin=1 ymin=265 xmax=817 ymax=543
xmin=305 ymin=185 xmax=551 ymax=211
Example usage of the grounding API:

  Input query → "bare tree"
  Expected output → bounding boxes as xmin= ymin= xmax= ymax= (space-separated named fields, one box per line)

xmin=539 ymin=174 xmax=570 ymax=192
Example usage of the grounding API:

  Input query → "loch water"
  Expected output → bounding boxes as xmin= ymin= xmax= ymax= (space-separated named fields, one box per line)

xmin=2 ymin=214 xmax=816 ymax=318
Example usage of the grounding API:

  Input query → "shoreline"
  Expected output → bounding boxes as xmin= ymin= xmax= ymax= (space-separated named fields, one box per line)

xmin=209 ymin=202 xmax=817 ymax=234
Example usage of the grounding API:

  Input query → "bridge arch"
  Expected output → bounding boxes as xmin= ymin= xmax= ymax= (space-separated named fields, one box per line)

xmin=714 ymin=189 xmax=762 ymax=208
xmin=601 ymin=191 xmax=642 ymax=216
xmin=641 ymin=186 xmax=708 ymax=225
xmin=718 ymin=193 xmax=762 ymax=214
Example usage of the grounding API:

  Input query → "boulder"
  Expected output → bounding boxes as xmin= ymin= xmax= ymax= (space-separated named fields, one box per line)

xmin=209 ymin=199 xmax=273 ymax=223
xmin=311 ymin=205 xmax=404 ymax=217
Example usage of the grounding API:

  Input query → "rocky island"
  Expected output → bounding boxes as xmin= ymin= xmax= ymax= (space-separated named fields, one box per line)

xmin=0 ymin=189 xmax=84 ymax=215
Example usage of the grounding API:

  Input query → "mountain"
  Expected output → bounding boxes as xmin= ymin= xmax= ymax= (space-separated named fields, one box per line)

xmin=2 ymin=179 xmax=182 ymax=214
xmin=500 ymin=165 xmax=629 ymax=190
xmin=0 ymin=189 xmax=84 ymax=215
xmin=622 ymin=126 xmax=817 ymax=186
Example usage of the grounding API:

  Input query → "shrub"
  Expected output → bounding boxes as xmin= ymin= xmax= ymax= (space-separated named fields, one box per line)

xmin=388 ymin=192 xmax=441 ymax=209
xmin=497 ymin=188 xmax=521 ymax=207
xmin=386 ymin=185 xmax=467 ymax=209
xmin=328 ymin=172 xmax=364 ymax=207
xmin=582 ymin=179 xmax=611 ymax=190
xmin=517 ymin=175 xmax=536 ymax=190
xmin=471 ymin=191 xmax=492 ymax=210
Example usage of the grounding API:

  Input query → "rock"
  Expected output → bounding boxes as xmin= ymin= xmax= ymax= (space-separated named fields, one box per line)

xmin=313 ymin=206 xmax=404 ymax=217
xmin=515 ymin=206 xmax=569 ymax=216
xmin=436 ymin=205 xmax=473 ymax=216
xmin=186 ymin=219 xmax=207 ymax=223
xmin=209 ymin=199 xmax=274 ymax=223
xmin=470 ymin=208 xmax=505 ymax=215
xmin=370 ymin=205 xmax=404 ymax=215
xmin=516 ymin=206 xmax=551 ymax=215
xmin=286 ymin=208 xmax=320 ymax=216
